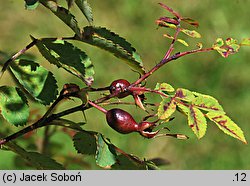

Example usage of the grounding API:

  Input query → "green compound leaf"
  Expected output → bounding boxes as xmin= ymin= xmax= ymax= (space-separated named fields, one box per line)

xmin=240 ymin=38 xmax=250 ymax=46
xmin=35 ymin=38 xmax=94 ymax=86
xmin=95 ymin=134 xmax=117 ymax=168
xmin=192 ymin=92 xmax=225 ymax=113
xmin=175 ymin=88 xmax=195 ymax=102
xmin=10 ymin=59 xmax=58 ymax=105
xmin=79 ymin=26 xmax=145 ymax=74
xmin=158 ymin=97 xmax=176 ymax=120
xmin=155 ymin=82 xmax=175 ymax=93
xmin=75 ymin=0 xmax=93 ymax=25
xmin=39 ymin=0 xmax=81 ymax=37
xmin=180 ymin=28 xmax=201 ymax=38
xmin=0 ymin=86 xmax=29 ymax=126
xmin=24 ymin=0 xmax=39 ymax=10
xmin=206 ymin=112 xmax=247 ymax=144
xmin=73 ymin=131 xmax=97 ymax=155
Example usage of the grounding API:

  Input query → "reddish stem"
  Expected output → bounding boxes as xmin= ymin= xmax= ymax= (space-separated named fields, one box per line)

xmin=88 ymin=100 xmax=108 ymax=114
xmin=128 ymin=86 xmax=169 ymax=98
xmin=132 ymin=47 xmax=214 ymax=86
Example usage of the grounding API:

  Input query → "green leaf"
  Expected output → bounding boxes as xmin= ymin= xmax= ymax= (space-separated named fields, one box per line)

xmin=10 ymin=59 xmax=58 ymax=105
xmin=80 ymin=26 xmax=145 ymax=74
xmin=180 ymin=28 xmax=201 ymax=38
xmin=145 ymin=161 xmax=160 ymax=170
xmin=155 ymin=82 xmax=175 ymax=93
xmin=192 ymin=92 xmax=225 ymax=113
xmin=112 ymin=154 xmax=146 ymax=170
xmin=24 ymin=0 xmax=39 ymax=10
xmin=175 ymin=88 xmax=195 ymax=102
xmin=75 ymin=0 xmax=93 ymax=25
xmin=213 ymin=38 xmax=224 ymax=47
xmin=25 ymin=152 xmax=64 ymax=169
xmin=187 ymin=105 xmax=207 ymax=139
xmin=240 ymin=38 xmax=250 ymax=46
xmin=146 ymin=158 xmax=170 ymax=170
xmin=66 ymin=0 xmax=75 ymax=9
xmin=35 ymin=38 xmax=94 ymax=86
xmin=95 ymin=134 xmax=117 ymax=168
xmin=0 ymin=86 xmax=29 ymax=126
xmin=51 ymin=118 xmax=85 ymax=131
xmin=73 ymin=131 xmax=97 ymax=155
xmin=39 ymin=0 xmax=81 ymax=37
xmin=158 ymin=97 xmax=176 ymax=120
xmin=2 ymin=140 xmax=64 ymax=169
xmin=206 ymin=112 xmax=247 ymax=144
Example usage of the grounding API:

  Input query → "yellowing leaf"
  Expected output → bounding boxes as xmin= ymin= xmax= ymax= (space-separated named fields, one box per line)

xmin=156 ymin=20 xmax=177 ymax=29
xmin=192 ymin=92 xmax=225 ymax=113
xmin=177 ymin=103 xmax=207 ymax=139
xmin=180 ymin=28 xmax=201 ymax=38
xmin=240 ymin=38 xmax=250 ymax=46
xmin=163 ymin=34 xmax=174 ymax=39
xmin=188 ymin=106 xmax=207 ymax=139
xmin=155 ymin=82 xmax=175 ymax=92
xmin=213 ymin=38 xmax=240 ymax=58
xmin=196 ymin=42 xmax=203 ymax=49
xmin=177 ymin=39 xmax=189 ymax=46
xmin=175 ymin=88 xmax=195 ymax=102
xmin=158 ymin=98 xmax=176 ymax=120
xmin=206 ymin=112 xmax=247 ymax=144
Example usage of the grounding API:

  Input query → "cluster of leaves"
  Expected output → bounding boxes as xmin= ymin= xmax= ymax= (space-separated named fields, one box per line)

xmin=0 ymin=0 xmax=151 ymax=169
xmin=0 ymin=0 xmax=249 ymax=169
xmin=155 ymin=83 xmax=246 ymax=143
xmin=0 ymin=0 xmax=145 ymax=127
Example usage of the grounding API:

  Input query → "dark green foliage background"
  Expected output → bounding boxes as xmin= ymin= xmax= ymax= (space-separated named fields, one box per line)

xmin=0 ymin=0 xmax=250 ymax=169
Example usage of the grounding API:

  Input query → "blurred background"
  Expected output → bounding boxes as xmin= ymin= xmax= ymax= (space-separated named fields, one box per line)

xmin=0 ymin=0 xmax=250 ymax=169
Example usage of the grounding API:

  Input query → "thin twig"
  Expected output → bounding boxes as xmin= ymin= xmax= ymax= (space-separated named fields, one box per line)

xmin=0 ymin=39 xmax=37 ymax=79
